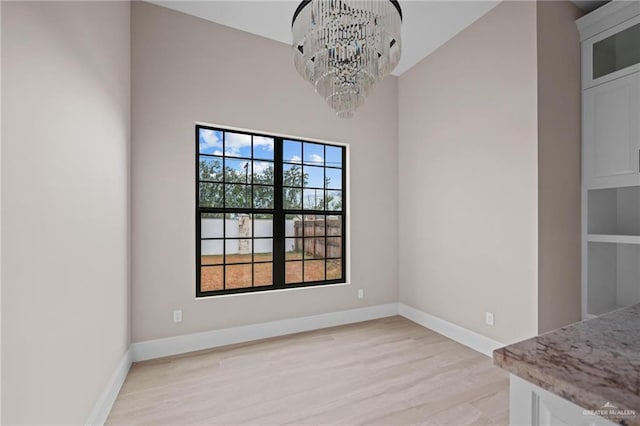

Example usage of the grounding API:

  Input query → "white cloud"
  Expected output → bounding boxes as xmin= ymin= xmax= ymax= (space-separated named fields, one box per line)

xmin=289 ymin=155 xmax=301 ymax=164
xmin=253 ymin=136 xmax=274 ymax=151
xmin=224 ymin=132 xmax=252 ymax=156
xmin=253 ymin=161 xmax=272 ymax=174
xmin=309 ymin=154 xmax=324 ymax=164
xmin=199 ymin=129 xmax=221 ymax=152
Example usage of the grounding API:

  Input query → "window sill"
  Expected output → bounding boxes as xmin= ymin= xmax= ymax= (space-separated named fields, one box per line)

xmin=195 ymin=281 xmax=351 ymax=300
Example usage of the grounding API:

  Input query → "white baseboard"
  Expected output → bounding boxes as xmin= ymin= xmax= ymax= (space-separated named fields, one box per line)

xmin=398 ymin=303 xmax=504 ymax=357
xmin=131 ymin=303 xmax=399 ymax=362
xmin=86 ymin=349 xmax=132 ymax=426
xmin=130 ymin=303 xmax=503 ymax=362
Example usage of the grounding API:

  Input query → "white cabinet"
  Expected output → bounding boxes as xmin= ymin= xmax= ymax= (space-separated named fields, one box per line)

xmin=578 ymin=2 xmax=640 ymax=320
xmin=509 ymin=375 xmax=616 ymax=426
xmin=579 ymin=1 xmax=640 ymax=89
xmin=583 ymin=72 xmax=640 ymax=189
xmin=582 ymin=13 xmax=640 ymax=89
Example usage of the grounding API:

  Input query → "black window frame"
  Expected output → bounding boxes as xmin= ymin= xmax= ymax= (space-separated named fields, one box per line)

xmin=196 ymin=124 xmax=347 ymax=297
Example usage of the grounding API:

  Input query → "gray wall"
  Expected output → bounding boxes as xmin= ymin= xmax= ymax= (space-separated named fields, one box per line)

xmin=131 ymin=2 xmax=398 ymax=342
xmin=398 ymin=1 xmax=540 ymax=345
xmin=1 ymin=2 xmax=130 ymax=424
xmin=536 ymin=0 xmax=583 ymax=333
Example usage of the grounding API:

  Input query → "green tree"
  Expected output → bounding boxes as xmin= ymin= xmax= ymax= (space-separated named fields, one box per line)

xmin=252 ymin=164 xmax=274 ymax=213
xmin=283 ymin=165 xmax=306 ymax=209
xmin=200 ymin=160 xmax=329 ymax=210
xmin=199 ymin=159 xmax=223 ymax=207
xmin=254 ymin=165 xmax=274 ymax=185
xmin=324 ymin=175 xmax=342 ymax=211
xmin=325 ymin=192 xmax=342 ymax=211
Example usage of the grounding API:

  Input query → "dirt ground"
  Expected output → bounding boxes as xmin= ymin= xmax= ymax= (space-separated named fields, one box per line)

xmin=201 ymin=252 xmax=342 ymax=291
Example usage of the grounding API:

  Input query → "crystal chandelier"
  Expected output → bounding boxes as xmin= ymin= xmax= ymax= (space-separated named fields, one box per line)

xmin=292 ymin=0 xmax=403 ymax=118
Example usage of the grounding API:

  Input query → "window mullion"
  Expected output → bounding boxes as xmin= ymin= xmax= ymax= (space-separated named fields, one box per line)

xmin=273 ymin=138 xmax=285 ymax=288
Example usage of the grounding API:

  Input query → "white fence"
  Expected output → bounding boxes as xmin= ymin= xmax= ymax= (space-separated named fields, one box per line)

xmin=201 ymin=219 xmax=296 ymax=255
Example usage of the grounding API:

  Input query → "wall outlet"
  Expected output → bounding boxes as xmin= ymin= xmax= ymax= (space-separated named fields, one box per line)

xmin=357 ymin=289 xmax=364 ymax=299
xmin=173 ymin=310 xmax=182 ymax=323
xmin=485 ymin=312 xmax=494 ymax=327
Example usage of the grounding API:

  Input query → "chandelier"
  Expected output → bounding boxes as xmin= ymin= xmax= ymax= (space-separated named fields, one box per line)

xmin=292 ymin=0 xmax=403 ymax=118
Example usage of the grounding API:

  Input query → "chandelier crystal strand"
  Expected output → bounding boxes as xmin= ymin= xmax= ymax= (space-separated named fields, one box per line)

xmin=292 ymin=0 xmax=402 ymax=118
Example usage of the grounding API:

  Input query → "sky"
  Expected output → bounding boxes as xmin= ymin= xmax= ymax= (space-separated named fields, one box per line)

xmin=199 ymin=129 xmax=273 ymax=159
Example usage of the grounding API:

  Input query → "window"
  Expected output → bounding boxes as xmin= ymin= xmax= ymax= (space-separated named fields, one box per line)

xmin=196 ymin=125 xmax=347 ymax=296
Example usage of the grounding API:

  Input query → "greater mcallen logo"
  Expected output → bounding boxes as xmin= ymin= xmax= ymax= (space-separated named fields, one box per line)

xmin=583 ymin=401 xmax=637 ymax=421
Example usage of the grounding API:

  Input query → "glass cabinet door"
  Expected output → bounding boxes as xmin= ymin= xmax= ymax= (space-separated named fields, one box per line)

xmin=584 ymin=14 xmax=640 ymax=88
xmin=593 ymin=22 xmax=640 ymax=80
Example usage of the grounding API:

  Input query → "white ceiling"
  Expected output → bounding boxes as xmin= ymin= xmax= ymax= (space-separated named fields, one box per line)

xmin=147 ymin=1 xmax=500 ymax=76
xmin=147 ymin=1 xmax=608 ymax=76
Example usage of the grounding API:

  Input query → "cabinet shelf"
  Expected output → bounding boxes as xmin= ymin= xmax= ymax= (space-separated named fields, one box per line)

xmin=586 ymin=242 xmax=640 ymax=317
xmin=587 ymin=304 xmax=625 ymax=317
xmin=587 ymin=234 xmax=640 ymax=244
xmin=588 ymin=186 xmax=640 ymax=235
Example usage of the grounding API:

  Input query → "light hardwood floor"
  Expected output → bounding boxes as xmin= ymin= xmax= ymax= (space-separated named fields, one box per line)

xmin=107 ymin=316 xmax=508 ymax=425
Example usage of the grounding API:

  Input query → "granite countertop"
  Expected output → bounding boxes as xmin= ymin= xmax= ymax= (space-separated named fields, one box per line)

xmin=493 ymin=304 xmax=640 ymax=425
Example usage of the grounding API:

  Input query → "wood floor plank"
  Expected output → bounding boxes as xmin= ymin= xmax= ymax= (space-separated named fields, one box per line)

xmin=107 ymin=316 xmax=508 ymax=425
